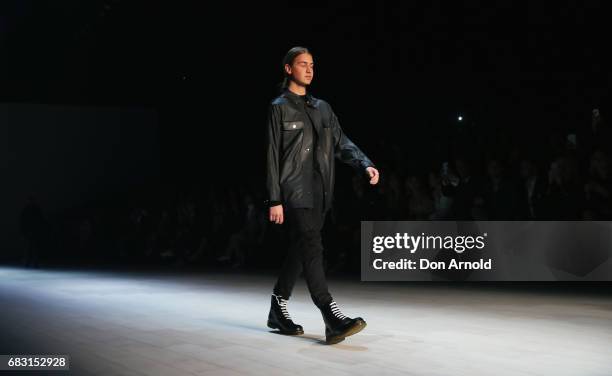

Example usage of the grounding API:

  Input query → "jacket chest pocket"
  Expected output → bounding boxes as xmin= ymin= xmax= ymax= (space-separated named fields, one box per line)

xmin=281 ymin=121 xmax=305 ymax=151
xmin=283 ymin=121 xmax=304 ymax=130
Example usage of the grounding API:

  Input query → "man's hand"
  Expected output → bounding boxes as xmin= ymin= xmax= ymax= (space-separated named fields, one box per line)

xmin=269 ymin=204 xmax=284 ymax=224
xmin=366 ymin=166 xmax=380 ymax=185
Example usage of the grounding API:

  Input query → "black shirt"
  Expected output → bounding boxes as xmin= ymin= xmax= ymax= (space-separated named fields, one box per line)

xmin=295 ymin=93 xmax=321 ymax=173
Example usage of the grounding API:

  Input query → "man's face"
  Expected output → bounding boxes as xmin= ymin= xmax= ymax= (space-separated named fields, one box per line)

xmin=285 ymin=53 xmax=314 ymax=86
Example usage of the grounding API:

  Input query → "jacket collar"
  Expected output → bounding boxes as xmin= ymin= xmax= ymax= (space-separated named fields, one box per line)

xmin=282 ymin=89 xmax=315 ymax=107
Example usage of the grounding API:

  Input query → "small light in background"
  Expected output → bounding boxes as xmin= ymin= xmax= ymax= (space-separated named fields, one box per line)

xmin=457 ymin=115 xmax=463 ymax=122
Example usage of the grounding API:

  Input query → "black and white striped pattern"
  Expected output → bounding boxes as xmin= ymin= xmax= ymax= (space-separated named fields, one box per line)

xmin=273 ymin=294 xmax=292 ymax=320
xmin=329 ymin=301 xmax=347 ymax=319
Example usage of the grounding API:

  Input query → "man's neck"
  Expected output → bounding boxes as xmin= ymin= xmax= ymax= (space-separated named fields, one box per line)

xmin=287 ymin=82 xmax=307 ymax=96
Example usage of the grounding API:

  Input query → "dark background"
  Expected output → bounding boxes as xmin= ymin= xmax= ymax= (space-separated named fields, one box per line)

xmin=2 ymin=1 xmax=610 ymax=179
xmin=2 ymin=1 xmax=611 ymax=275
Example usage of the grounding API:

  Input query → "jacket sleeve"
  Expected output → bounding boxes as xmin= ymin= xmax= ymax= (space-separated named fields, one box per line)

xmin=330 ymin=105 xmax=376 ymax=174
xmin=265 ymin=104 xmax=283 ymax=207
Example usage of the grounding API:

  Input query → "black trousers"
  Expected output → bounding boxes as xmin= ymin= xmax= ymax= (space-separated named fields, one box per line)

xmin=273 ymin=170 xmax=333 ymax=308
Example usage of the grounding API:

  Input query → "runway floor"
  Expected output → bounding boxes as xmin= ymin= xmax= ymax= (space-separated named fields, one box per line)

xmin=0 ymin=266 xmax=611 ymax=375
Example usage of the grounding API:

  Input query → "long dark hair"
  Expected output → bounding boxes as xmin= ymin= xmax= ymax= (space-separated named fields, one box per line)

xmin=279 ymin=46 xmax=311 ymax=92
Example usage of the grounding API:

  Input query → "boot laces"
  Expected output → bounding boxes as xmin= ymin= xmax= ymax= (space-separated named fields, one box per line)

xmin=330 ymin=301 xmax=347 ymax=319
xmin=273 ymin=294 xmax=292 ymax=320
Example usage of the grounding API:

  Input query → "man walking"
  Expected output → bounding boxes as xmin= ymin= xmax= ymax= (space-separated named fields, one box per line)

xmin=265 ymin=46 xmax=380 ymax=344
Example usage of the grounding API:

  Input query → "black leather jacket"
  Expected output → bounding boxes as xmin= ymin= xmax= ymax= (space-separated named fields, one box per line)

xmin=265 ymin=90 xmax=376 ymax=212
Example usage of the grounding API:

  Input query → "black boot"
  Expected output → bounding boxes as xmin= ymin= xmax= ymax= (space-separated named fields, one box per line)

xmin=319 ymin=300 xmax=366 ymax=344
xmin=267 ymin=294 xmax=304 ymax=335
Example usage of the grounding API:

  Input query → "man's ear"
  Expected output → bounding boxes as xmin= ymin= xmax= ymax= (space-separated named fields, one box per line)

xmin=284 ymin=64 xmax=292 ymax=76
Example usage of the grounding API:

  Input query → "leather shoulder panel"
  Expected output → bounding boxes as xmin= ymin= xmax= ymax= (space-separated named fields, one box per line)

xmin=271 ymin=96 xmax=290 ymax=106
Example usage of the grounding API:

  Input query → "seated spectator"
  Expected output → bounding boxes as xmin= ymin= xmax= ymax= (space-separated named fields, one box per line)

xmin=540 ymin=154 xmax=584 ymax=219
xmin=405 ymin=174 xmax=434 ymax=220
xmin=441 ymin=156 xmax=482 ymax=220
xmin=481 ymin=157 xmax=527 ymax=220
xmin=428 ymin=169 xmax=453 ymax=219
xmin=584 ymin=149 xmax=612 ymax=219
xmin=519 ymin=156 xmax=549 ymax=219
